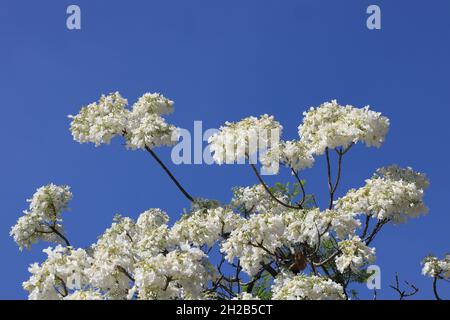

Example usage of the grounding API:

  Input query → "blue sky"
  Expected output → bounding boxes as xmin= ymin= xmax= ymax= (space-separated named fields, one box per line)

xmin=1 ymin=0 xmax=449 ymax=299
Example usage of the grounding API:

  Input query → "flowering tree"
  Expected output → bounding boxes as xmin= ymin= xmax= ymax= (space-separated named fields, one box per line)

xmin=10 ymin=93 xmax=448 ymax=300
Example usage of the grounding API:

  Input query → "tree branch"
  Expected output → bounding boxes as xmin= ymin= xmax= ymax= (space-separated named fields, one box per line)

xmin=144 ymin=146 xmax=195 ymax=203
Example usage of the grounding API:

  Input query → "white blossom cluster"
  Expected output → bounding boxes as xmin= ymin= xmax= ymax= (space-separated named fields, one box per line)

xmin=335 ymin=236 xmax=376 ymax=273
xmin=133 ymin=245 xmax=213 ymax=300
xmin=170 ymin=207 xmax=244 ymax=247
xmin=261 ymin=140 xmax=315 ymax=173
xmin=63 ymin=289 xmax=105 ymax=300
xmin=221 ymin=208 xmax=360 ymax=276
xmin=231 ymin=184 xmax=288 ymax=215
xmin=208 ymin=115 xmax=282 ymax=164
xmin=17 ymin=204 xmax=217 ymax=300
xmin=69 ymin=92 xmax=178 ymax=150
xmin=374 ymin=165 xmax=430 ymax=190
xmin=272 ymin=273 xmax=345 ymax=300
xmin=421 ymin=255 xmax=450 ymax=279
xmin=10 ymin=184 xmax=72 ymax=250
xmin=298 ymin=100 xmax=390 ymax=155
xmin=335 ymin=166 xmax=429 ymax=223
xmin=232 ymin=292 xmax=260 ymax=300
xmin=23 ymin=245 xmax=93 ymax=300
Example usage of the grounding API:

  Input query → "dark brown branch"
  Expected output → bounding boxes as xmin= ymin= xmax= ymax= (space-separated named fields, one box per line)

xmin=144 ymin=146 xmax=195 ymax=203
xmin=291 ymin=169 xmax=306 ymax=207
xmin=117 ymin=265 xmax=135 ymax=282
xmin=249 ymin=163 xmax=299 ymax=209
xmin=49 ymin=226 xmax=71 ymax=247
xmin=389 ymin=273 xmax=419 ymax=300
xmin=433 ymin=277 xmax=442 ymax=300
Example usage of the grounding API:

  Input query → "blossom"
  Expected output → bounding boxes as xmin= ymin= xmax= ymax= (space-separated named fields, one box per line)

xmin=374 ymin=165 xmax=430 ymax=190
xmin=335 ymin=236 xmax=376 ymax=273
xmin=135 ymin=209 xmax=171 ymax=259
xmin=23 ymin=245 xmax=93 ymax=300
xmin=232 ymin=292 xmax=260 ymax=300
xmin=170 ymin=207 xmax=244 ymax=247
xmin=69 ymin=92 xmax=178 ymax=150
xmin=208 ymin=115 xmax=282 ymax=165
xmin=10 ymin=184 xmax=72 ymax=250
xmin=335 ymin=166 xmax=428 ymax=223
xmin=221 ymin=212 xmax=286 ymax=276
xmin=125 ymin=108 xmax=178 ymax=150
xmin=88 ymin=215 xmax=136 ymax=299
xmin=63 ymin=290 xmax=105 ymax=300
xmin=422 ymin=255 xmax=450 ymax=279
xmin=133 ymin=245 xmax=213 ymax=300
xmin=261 ymin=140 xmax=315 ymax=173
xmin=298 ymin=100 xmax=390 ymax=155
xmin=285 ymin=208 xmax=360 ymax=246
xmin=131 ymin=92 xmax=174 ymax=116
xmin=272 ymin=273 xmax=345 ymax=300
xmin=221 ymin=208 xmax=360 ymax=276
xmin=69 ymin=92 xmax=129 ymax=146
xmin=231 ymin=184 xmax=288 ymax=215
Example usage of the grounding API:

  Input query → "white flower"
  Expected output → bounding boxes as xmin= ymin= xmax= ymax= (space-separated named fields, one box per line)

xmin=261 ymin=140 xmax=314 ymax=173
xmin=23 ymin=245 xmax=93 ymax=300
xmin=231 ymin=184 xmax=287 ymax=215
xmin=208 ymin=115 xmax=282 ymax=165
xmin=335 ymin=236 xmax=376 ymax=273
xmin=422 ymin=255 xmax=450 ymax=279
xmin=131 ymin=92 xmax=174 ymax=116
xmin=335 ymin=167 xmax=428 ymax=223
xmin=63 ymin=290 xmax=105 ymax=300
xmin=69 ymin=92 xmax=178 ymax=150
xmin=272 ymin=273 xmax=345 ymax=300
xmin=88 ymin=216 xmax=136 ymax=299
xmin=298 ymin=100 xmax=390 ymax=155
xmin=69 ymin=92 xmax=129 ymax=146
xmin=135 ymin=209 xmax=170 ymax=259
xmin=170 ymin=207 xmax=243 ymax=247
xmin=134 ymin=246 xmax=213 ymax=300
xmin=125 ymin=111 xmax=178 ymax=150
xmin=232 ymin=292 xmax=260 ymax=300
xmin=284 ymin=209 xmax=360 ymax=245
xmin=374 ymin=165 xmax=430 ymax=190
xmin=221 ymin=212 xmax=286 ymax=276
xmin=10 ymin=184 xmax=72 ymax=250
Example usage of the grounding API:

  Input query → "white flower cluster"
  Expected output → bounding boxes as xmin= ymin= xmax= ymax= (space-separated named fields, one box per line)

xmin=232 ymin=292 xmax=260 ymax=300
xmin=88 ymin=215 xmax=137 ymax=299
xmin=272 ymin=273 xmax=345 ymax=300
xmin=208 ymin=115 xmax=282 ymax=164
xmin=170 ymin=207 xmax=243 ymax=247
xmin=422 ymin=255 xmax=450 ymax=279
xmin=231 ymin=184 xmax=287 ymax=215
xmin=261 ymin=140 xmax=314 ymax=173
xmin=221 ymin=212 xmax=285 ymax=276
xmin=298 ymin=100 xmax=390 ymax=155
xmin=63 ymin=289 xmax=105 ymax=300
xmin=335 ymin=166 xmax=429 ymax=223
xmin=133 ymin=245 xmax=213 ymax=300
xmin=18 ymin=205 xmax=217 ymax=300
xmin=69 ymin=92 xmax=128 ymax=146
xmin=335 ymin=236 xmax=376 ymax=273
xmin=23 ymin=245 xmax=92 ymax=300
xmin=221 ymin=208 xmax=360 ymax=275
xmin=10 ymin=184 xmax=72 ymax=250
xmin=69 ymin=92 xmax=178 ymax=150
xmin=374 ymin=165 xmax=430 ymax=190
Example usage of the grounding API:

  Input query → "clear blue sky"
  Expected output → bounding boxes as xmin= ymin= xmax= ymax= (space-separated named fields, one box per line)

xmin=1 ymin=0 xmax=449 ymax=299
